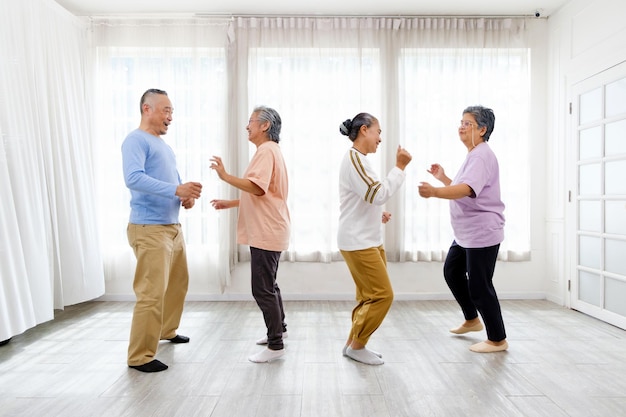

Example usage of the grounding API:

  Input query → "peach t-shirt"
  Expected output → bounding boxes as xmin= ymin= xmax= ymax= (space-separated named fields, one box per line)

xmin=237 ymin=141 xmax=290 ymax=252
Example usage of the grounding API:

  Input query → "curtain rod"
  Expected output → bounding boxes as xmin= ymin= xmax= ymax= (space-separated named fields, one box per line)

xmin=87 ymin=13 xmax=544 ymax=20
xmin=198 ymin=13 xmax=540 ymax=19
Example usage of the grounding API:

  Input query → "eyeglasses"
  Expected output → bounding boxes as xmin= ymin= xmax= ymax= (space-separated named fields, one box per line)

xmin=459 ymin=120 xmax=476 ymax=128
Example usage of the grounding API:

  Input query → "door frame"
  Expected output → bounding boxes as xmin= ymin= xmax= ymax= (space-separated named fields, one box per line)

xmin=567 ymin=61 xmax=626 ymax=330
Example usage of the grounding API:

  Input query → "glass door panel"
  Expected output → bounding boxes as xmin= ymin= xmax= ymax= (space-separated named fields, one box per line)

xmin=579 ymin=236 xmax=601 ymax=269
xmin=606 ymin=78 xmax=626 ymax=117
xmin=578 ymin=163 xmax=601 ymax=195
xmin=579 ymin=126 xmax=602 ymax=159
xmin=605 ymin=201 xmax=626 ymax=234
xmin=605 ymin=239 xmax=626 ymax=276
xmin=578 ymin=200 xmax=601 ymax=232
xmin=605 ymin=120 xmax=626 ymax=155
xmin=605 ymin=278 xmax=626 ymax=316
xmin=579 ymin=87 xmax=602 ymax=124
xmin=605 ymin=160 xmax=626 ymax=194
xmin=578 ymin=271 xmax=601 ymax=306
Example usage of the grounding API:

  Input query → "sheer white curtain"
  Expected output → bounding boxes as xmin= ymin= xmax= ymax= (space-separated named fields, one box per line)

xmin=0 ymin=0 xmax=104 ymax=341
xmin=92 ymin=19 xmax=232 ymax=294
xmin=230 ymin=17 xmax=531 ymax=264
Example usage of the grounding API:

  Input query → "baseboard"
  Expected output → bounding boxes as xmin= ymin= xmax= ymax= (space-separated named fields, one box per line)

xmin=95 ymin=291 xmax=550 ymax=302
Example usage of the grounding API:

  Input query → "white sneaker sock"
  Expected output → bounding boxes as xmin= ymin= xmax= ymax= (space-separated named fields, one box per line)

xmin=256 ymin=331 xmax=288 ymax=345
xmin=342 ymin=345 xmax=382 ymax=358
xmin=248 ymin=348 xmax=285 ymax=363
xmin=345 ymin=347 xmax=384 ymax=365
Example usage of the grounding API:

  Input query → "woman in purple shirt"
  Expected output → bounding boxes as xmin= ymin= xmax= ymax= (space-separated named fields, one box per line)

xmin=418 ymin=105 xmax=507 ymax=353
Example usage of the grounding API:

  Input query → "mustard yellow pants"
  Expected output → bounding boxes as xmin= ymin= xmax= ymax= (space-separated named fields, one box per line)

xmin=340 ymin=245 xmax=393 ymax=346
xmin=126 ymin=224 xmax=189 ymax=366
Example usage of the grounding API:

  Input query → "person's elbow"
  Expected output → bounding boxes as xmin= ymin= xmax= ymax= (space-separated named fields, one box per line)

xmin=124 ymin=171 xmax=143 ymax=189
xmin=250 ymin=182 xmax=265 ymax=196
xmin=123 ymin=176 xmax=135 ymax=189
xmin=455 ymin=184 xmax=475 ymax=199
xmin=372 ymin=193 xmax=393 ymax=206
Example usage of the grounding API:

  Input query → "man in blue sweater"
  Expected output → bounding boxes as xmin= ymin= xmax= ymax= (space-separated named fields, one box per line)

xmin=122 ymin=89 xmax=202 ymax=373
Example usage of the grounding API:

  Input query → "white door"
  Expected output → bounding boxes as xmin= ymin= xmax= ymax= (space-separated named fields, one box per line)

xmin=570 ymin=62 xmax=626 ymax=330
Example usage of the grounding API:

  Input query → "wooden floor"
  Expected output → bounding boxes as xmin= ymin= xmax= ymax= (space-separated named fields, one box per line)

xmin=1 ymin=299 xmax=626 ymax=417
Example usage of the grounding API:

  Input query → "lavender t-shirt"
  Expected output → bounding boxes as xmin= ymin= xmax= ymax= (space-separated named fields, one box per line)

xmin=450 ymin=142 xmax=505 ymax=248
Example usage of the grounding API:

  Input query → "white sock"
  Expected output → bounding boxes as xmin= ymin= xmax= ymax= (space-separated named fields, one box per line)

xmin=248 ymin=348 xmax=285 ymax=363
xmin=366 ymin=347 xmax=382 ymax=358
xmin=342 ymin=345 xmax=382 ymax=358
xmin=345 ymin=347 xmax=384 ymax=365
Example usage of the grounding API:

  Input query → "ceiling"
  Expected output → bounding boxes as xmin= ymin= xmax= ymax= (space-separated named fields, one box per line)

xmin=53 ymin=0 xmax=571 ymax=18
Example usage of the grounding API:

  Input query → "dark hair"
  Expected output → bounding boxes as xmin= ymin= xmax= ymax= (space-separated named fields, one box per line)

xmin=463 ymin=105 xmax=495 ymax=141
xmin=339 ymin=113 xmax=378 ymax=141
xmin=140 ymin=89 xmax=167 ymax=115
xmin=254 ymin=105 xmax=282 ymax=143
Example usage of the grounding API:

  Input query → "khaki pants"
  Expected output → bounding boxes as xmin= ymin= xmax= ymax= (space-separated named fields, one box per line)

xmin=126 ymin=224 xmax=189 ymax=366
xmin=340 ymin=245 xmax=393 ymax=346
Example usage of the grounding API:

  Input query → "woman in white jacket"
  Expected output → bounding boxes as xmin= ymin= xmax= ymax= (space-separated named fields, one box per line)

xmin=338 ymin=113 xmax=412 ymax=365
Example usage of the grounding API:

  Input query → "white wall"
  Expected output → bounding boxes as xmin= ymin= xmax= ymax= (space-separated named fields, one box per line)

xmin=101 ymin=19 xmax=552 ymax=302
xmin=545 ymin=0 xmax=626 ymax=306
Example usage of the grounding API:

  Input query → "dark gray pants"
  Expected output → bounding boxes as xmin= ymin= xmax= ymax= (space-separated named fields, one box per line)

xmin=250 ymin=247 xmax=286 ymax=350
xmin=443 ymin=242 xmax=506 ymax=342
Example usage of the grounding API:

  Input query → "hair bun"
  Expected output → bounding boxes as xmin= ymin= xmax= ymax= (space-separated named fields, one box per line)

xmin=339 ymin=119 xmax=352 ymax=136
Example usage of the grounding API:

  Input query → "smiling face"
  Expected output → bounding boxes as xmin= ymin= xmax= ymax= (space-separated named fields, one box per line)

xmin=246 ymin=111 xmax=270 ymax=146
xmin=354 ymin=119 xmax=382 ymax=154
xmin=142 ymin=93 xmax=173 ymax=137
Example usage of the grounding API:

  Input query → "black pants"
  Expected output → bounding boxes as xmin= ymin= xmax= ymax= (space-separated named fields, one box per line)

xmin=250 ymin=247 xmax=286 ymax=350
xmin=444 ymin=242 xmax=506 ymax=342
